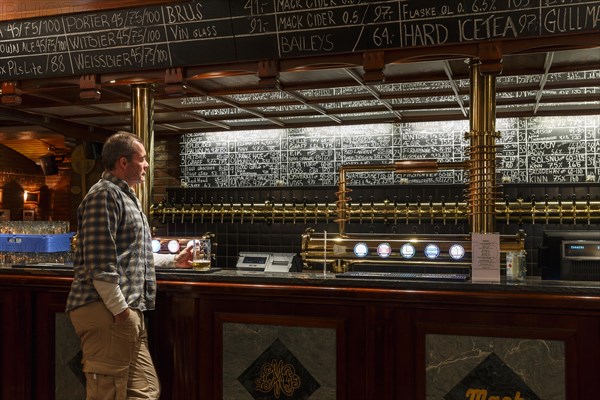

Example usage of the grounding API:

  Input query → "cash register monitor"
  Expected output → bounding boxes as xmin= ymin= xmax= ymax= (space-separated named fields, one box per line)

xmin=539 ymin=230 xmax=600 ymax=280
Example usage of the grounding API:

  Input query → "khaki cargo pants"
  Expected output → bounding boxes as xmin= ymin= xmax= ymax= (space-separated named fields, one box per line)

xmin=69 ymin=301 xmax=160 ymax=400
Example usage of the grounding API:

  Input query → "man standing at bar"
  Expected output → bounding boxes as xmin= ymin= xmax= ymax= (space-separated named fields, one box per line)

xmin=66 ymin=131 xmax=191 ymax=399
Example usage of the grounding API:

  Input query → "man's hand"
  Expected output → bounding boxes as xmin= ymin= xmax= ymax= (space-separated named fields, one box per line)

xmin=174 ymin=244 xmax=193 ymax=268
xmin=114 ymin=308 xmax=131 ymax=323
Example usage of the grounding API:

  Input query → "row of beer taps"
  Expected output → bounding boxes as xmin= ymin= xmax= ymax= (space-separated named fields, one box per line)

xmin=152 ymin=193 xmax=600 ymax=225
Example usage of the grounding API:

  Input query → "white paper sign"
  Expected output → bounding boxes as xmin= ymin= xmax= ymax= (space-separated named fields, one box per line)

xmin=471 ymin=233 xmax=501 ymax=283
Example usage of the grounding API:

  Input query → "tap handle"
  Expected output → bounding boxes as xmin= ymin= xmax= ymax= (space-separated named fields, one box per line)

xmin=530 ymin=194 xmax=536 ymax=225
xmin=586 ymin=194 xmax=591 ymax=225
xmin=454 ymin=195 xmax=460 ymax=224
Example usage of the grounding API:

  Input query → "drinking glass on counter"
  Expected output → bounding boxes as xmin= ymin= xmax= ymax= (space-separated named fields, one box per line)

xmin=0 ymin=221 xmax=70 ymax=234
xmin=191 ymin=239 xmax=211 ymax=271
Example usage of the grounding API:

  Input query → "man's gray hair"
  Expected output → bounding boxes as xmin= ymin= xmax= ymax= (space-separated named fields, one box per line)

xmin=101 ymin=131 xmax=143 ymax=171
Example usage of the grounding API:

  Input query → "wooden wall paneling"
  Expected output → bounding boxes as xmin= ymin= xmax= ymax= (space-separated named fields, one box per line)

xmin=0 ymin=287 xmax=26 ymax=400
xmin=388 ymin=308 xmax=415 ymax=399
xmin=33 ymin=289 xmax=70 ymax=400
xmin=572 ymin=316 xmax=600 ymax=400
xmin=152 ymin=292 xmax=199 ymax=400
xmin=365 ymin=305 xmax=405 ymax=399
xmin=153 ymin=138 xmax=182 ymax=206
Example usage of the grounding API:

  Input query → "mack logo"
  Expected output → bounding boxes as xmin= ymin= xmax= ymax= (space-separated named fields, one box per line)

xmin=444 ymin=353 xmax=540 ymax=400
xmin=465 ymin=389 xmax=525 ymax=400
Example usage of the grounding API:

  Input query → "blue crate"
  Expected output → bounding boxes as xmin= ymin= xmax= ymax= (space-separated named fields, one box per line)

xmin=0 ymin=233 xmax=74 ymax=253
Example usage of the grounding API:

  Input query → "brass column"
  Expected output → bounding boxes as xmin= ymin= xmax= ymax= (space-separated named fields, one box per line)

xmin=131 ymin=84 xmax=154 ymax=216
xmin=467 ymin=61 xmax=499 ymax=234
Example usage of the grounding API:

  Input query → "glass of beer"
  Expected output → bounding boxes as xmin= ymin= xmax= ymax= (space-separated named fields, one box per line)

xmin=191 ymin=239 xmax=211 ymax=271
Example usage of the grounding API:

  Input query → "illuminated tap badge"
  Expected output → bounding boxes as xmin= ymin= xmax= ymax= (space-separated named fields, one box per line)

xmin=151 ymin=239 xmax=162 ymax=253
xmin=400 ymin=243 xmax=416 ymax=259
xmin=424 ymin=244 xmax=440 ymax=259
xmin=167 ymin=239 xmax=180 ymax=253
xmin=353 ymin=242 xmax=369 ymax=258
xmin=449 ymin=244 xmax=465 ymax=260
xmin=377 ymin=243 xmax=392 ymax=258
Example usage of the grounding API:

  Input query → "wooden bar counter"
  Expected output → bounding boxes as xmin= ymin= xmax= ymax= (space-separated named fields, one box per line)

xmin=1 ymin=266 xmax=599 ymax=400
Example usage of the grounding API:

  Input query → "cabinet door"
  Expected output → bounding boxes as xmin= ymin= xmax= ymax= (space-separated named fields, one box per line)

xmin=0 ymin=288 xmax=25 ymax=400
xmin=33 ymin=290 xmax=84 ymax=400
xmin=154 ymin=290 xmax=367 ymax=400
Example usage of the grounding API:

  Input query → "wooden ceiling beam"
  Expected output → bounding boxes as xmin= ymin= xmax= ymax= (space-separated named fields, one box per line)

xmin=0 ymin=106 xmax=112 ymax=142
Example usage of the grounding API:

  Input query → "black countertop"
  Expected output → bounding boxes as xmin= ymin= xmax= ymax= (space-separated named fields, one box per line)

xmin=2 ymin=263 xmax=600 ymax=296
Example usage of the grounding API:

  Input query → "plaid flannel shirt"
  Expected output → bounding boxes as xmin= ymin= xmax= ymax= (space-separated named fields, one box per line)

xmin=66 ymin=171 xmax=156 ymax=312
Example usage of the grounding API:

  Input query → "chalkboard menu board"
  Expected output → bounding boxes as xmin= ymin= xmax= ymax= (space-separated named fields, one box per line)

xmin=1 ymin=0 xmax=599 ymax=79
xmin=179 ymin=116 xmax=600 ymax=187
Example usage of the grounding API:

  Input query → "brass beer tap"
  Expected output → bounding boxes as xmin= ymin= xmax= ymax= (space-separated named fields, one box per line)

xmin=220 ymin=197 xmax=225 ymax=224
xmin=199 ymin=197 xmax=205 ymax=224
xmin=530 ymin=194 xmax=536 ymax=225
xmin=370 ymin=196 xmax=375 ymax=225
xmin=358 ymin=196 xmax=364 ymax=224
xmin=586 ymin=194 xmax=591 ymax=225
xmin=240 ymin=197 xmax=245 ymax=224
xmin=558 ymin=194 xmax=563 ymax=224
xmin=571 ymin=194 xmax=577 ymax=225
xmin=209 ymin=197 xmax=215 ymax=224
xmin=428 ymin=196 xmax=434 ymax=224
xmin=544 ymin=194 xmax=550 ymax=224
xmin=441 ymin=196 xmax=447 ymax=225
xmin=292 ymin=197 xmax=297 ymax=224
xmin=281 ymin=197 xmax=286 ymax=224
xmin=302 ymin=197 xmax=307 ymax=224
